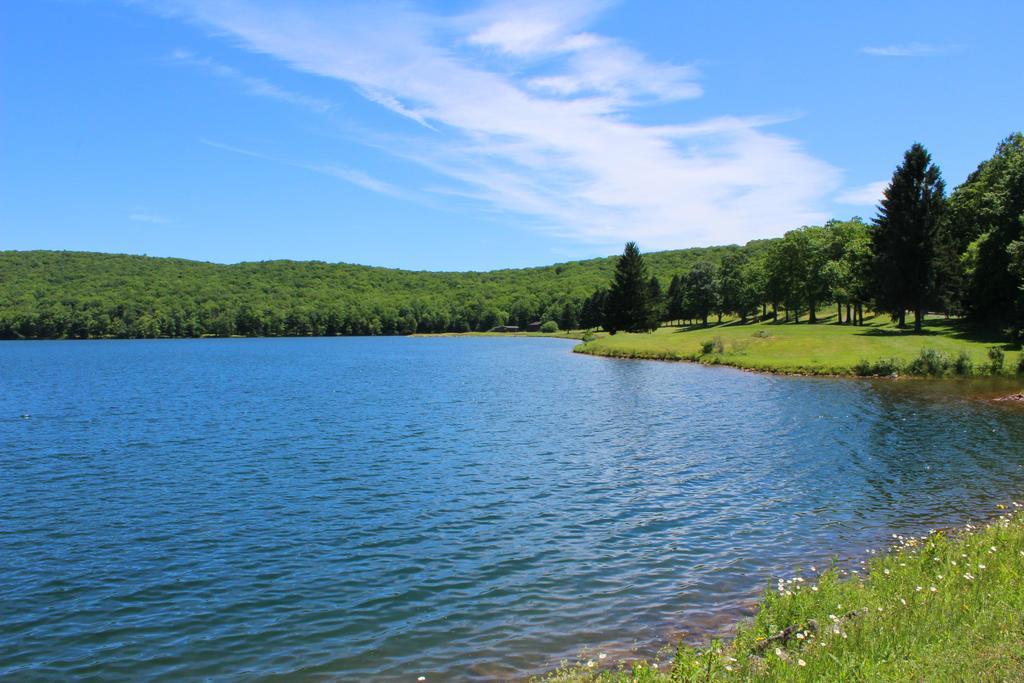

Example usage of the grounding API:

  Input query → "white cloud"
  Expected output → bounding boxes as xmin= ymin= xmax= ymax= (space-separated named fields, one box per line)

xmin=129 ymin=212 xmax=170 ymax=224
xmin=463 ymin=0 xmax=608 ymax=56
xmin=169 ymin=48 xmax=333 ymax=112
xmin=200 ymin=139 xmax=402 ymax=197
xmin=156 ymin=0 xmax=842 ymax=249
xmin=835 ymin=180 xmax=887 ymax=206
xmin=860 ymin=43 xmax=951 ymax=57
xmin=307 ymin=164 xmax=403 ymax=196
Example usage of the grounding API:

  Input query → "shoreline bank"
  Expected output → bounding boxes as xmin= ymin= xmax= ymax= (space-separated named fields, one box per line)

xmin=569 ymin=319 xmax=1024 ymax=382
xmin=540 ymin=504 xmax=1024 ymax=682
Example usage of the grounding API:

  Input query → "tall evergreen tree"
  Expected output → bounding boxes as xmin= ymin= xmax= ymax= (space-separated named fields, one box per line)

xmin=647 ymin=276 xmax=665 ymax=327
xmin=580 ymin=288 xmax=607 ymax=330
xmin=666 ymin=274 xmax=682 ymax=324
xmin=871 ymin=143 xmax=946 ymax=332
xmin=603 ymin=242 xmax=658 ymax=333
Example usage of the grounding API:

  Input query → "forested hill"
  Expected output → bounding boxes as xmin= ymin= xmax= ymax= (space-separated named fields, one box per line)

xmin=0 ymin=245 xmax=756 ymax=338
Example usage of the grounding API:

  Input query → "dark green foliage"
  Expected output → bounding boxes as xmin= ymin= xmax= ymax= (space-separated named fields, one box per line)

xmin=953 ymin=350 xmax=974 ymax=375
xmin=539 ymin=320 xmax=559 ymax=333
xmin=988 ymin=346 xmax=1005 ymax=373
xmin=683 ymin=261 xmax=718 ymax=327
xmin=557 ymin=302 xmax=578 ymax=331
xmin=907 ymin=348 xmax=953 ymax=376
xmin=871 ymin=143 xmax=946 ymax=332
xmin=948 ymin=134 xmax=1024 ymax=333
xmin=665 ymin=274 xmax=682 ymax=322
xmin=603 ymin=242 xmax=659 ymax=334
xmin=718 ymin=251 xmax=753 ymax=322
xmin=579 ymin=288 xmax=607 ymax=330
xmin=853 ymin=357 xmax=903 ymax=377
xmin=647 ymin=276 xmax=665 ymax=325
xmin=700 ymin=336 xmax=725 ymax=355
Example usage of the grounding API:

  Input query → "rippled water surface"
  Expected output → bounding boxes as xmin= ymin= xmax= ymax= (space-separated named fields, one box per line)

xmin=2 ymin=338 xmax=1023 ymax=680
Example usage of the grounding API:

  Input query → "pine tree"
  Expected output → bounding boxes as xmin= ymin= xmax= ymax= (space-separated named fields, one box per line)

xmin=647 ymin=276 xmax=664 ymax=328
xmin=603 ymin=242 xmax=657 ymax=333
xmin=871 ymin=143 xmax=946 ymax=332
xmin=666 ymin=274 xmax=683 ymax=324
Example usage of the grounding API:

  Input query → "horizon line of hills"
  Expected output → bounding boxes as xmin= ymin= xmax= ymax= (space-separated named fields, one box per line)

xmin=2 ymin=241 xmax=767 ymax=273
xmin=1 ymin=241 xmax=761 ymax=338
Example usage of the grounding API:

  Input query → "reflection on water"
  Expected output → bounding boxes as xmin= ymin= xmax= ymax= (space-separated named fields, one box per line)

xmin=1 ymin=338 xmax=1022 ymax=680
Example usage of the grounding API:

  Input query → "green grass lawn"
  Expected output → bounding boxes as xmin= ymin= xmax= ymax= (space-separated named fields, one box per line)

xmin=541 ymin=506 xmax=1024 ymax=682
xmin=575 ymin=313 xmax=1023 ymax=377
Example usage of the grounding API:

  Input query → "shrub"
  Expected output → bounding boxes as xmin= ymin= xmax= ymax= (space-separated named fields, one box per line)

xmin=953 ymin=350 xmax=974 ymax=376
xmin=988 ymin=346 xmax=1005 ymax=373
xmin=581 ymin=332 xmax=596 ymax=343
xmin=907 ymin=348 xmax=952 ymax=376
xmin=539 ymin=320 xmax=559 ymax=333
xmin=854 ymin=357 xmax=904 ymax=376
xmin=700 ymin=336 xmax=725 ymax=355
xmin=1017 ymin=354 xmax=1024 ymax=375
xmin=872 ymin=358 xmax=903 ymax=376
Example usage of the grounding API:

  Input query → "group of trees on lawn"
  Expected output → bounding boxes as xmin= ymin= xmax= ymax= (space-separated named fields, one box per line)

xmin=1 ymin=133 xmax=1019 ymax=341
xmin=593 ymin=133 xmax=1024 ymax=337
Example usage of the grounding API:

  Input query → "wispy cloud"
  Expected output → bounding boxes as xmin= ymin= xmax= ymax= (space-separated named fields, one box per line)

xmin=835 ymin=180 xmax=887 ymax=206
xmin=129 ymin=212 xmax=170 ymax=224
xmin=169 ymin=48 xmax=333 ymax=112
xmin=200 ymin=138 xmax=402 ymax=197
xmin=860 ymin=42 xmax=953 ymax=57
xmin=156 ymin=0 xmax=842 ymax=249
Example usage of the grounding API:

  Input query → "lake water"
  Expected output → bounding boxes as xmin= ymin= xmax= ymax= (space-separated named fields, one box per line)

xmin=2 ymin=337 xmax=1023 ymax=680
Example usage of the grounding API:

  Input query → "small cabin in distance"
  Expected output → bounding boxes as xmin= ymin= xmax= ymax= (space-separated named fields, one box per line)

xmin=490 ymin=325 xmax=520 ymax=333
xmin=525 ymin=321 xmax=542 ymax=332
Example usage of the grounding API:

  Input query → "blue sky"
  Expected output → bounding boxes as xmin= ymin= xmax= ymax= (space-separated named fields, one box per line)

xmin=2 ymin=1 xmax=1021 ymax=270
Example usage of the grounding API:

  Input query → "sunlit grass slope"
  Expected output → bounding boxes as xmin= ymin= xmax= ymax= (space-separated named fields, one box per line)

xmin=575 ymin=314 xmax=1023 ymax=376
xmin=541 ymin=507 xmax=1024 ymax=682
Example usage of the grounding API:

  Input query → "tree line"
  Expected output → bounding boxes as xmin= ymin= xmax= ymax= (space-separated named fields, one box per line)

xmin=0 ymin=245 xmax=741 ymax=339
xmin=594 ymin=133 xmax=1024 ymax=338
xmin=1 ymin=132 xmax=1020 ymax=341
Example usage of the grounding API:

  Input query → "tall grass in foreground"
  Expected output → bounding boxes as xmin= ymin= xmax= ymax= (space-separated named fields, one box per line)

xmin=540 ymin=507 xmax=1024 ymax=682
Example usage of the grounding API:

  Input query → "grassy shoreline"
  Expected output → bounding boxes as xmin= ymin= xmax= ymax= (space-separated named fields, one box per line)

xmin=572 ymin=315 xmax=1024 ymax=379
xmin=411 ymin=330 xmax=590 ymax=341
xmin=540 ymin=506 xmax=1024 ymax=682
